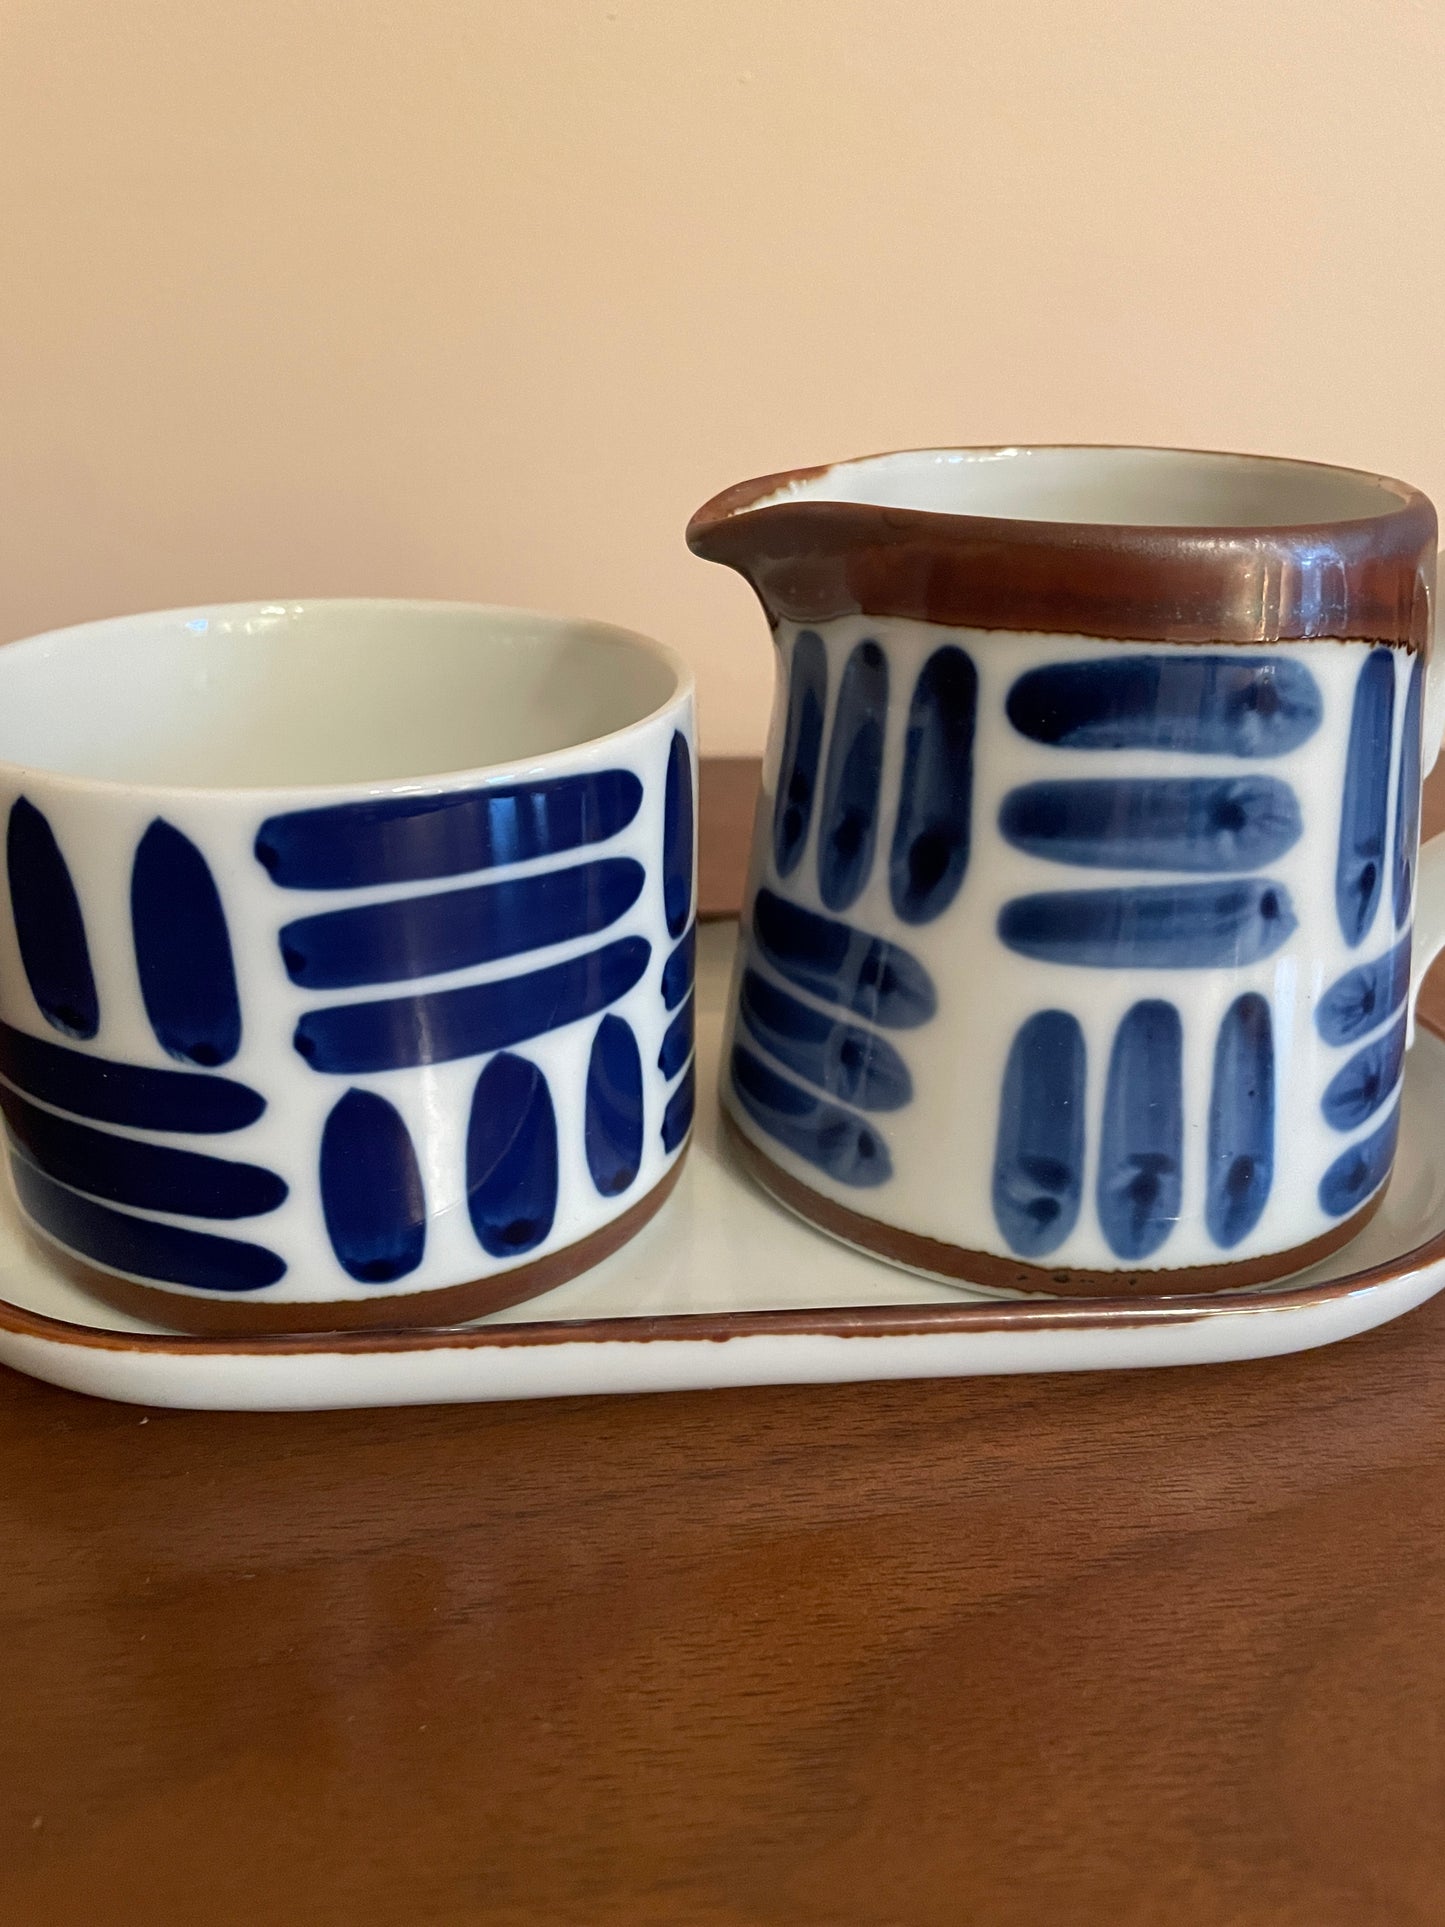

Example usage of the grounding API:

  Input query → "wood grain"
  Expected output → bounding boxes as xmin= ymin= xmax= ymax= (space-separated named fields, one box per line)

xmin=2 ymin=756 xmax=1445 ymax=1927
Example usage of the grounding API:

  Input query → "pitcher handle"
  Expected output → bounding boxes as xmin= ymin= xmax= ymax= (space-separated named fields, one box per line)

xmin=1409 ymin=830 xmax=1445 ymax=1045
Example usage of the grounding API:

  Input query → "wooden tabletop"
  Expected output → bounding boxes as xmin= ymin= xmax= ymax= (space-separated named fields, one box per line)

xmin=5 ymin=760 xmax=1445 ymax=1927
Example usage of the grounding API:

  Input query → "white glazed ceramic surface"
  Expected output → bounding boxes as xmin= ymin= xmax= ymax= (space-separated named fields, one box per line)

xmin=724 ymin=621 xmax=1439 ymax=1278
xmin=0 ymin=927 xmax=1442 ymax=1412
xmin=0 ymin=601 xmax=697 ymax=1323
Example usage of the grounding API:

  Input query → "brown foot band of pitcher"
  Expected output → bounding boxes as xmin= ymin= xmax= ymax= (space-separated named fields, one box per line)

xmin=722 ymin=1114 xmax=1385 ymax=1300
xmin=27 ymin=1146 xmax=690 ymax=1337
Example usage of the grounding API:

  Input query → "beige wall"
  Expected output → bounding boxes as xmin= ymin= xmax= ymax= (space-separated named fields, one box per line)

xmin=2 ymin=0 xmax=1442 ymax=754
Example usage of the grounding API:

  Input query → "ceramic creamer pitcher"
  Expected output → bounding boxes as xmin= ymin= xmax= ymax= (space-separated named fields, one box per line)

xmin=689 ymin=446 xmax=1445 ymax=1296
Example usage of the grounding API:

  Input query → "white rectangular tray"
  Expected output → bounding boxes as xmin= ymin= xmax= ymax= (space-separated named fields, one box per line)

xmin=1 ymin=925 xmax=1442 ymax=1410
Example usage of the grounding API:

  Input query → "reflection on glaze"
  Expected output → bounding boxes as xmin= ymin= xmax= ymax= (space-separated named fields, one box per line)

xmin=319 ymin=1090 xmax=426 ymax=1282
xmin=1319 ymin=1105 xmax=1400 ymax=1218
xmin=731 ymin=1045 xmax=891 ymax=1186
xmin=1205 ymin=993 xmax=1274 ymax=1249
xmin=466 ymin=1054 xmax=558 ymax=1258
xmin=1321 ymin=1014 xmax=1407 ymax=1133
xmin=738 ymin=969 xmax=911 ymax=1111
xmin=1097 ymin=1001 xmax=1183 ymax=1261
xmin=998 ymin=777 xmax=1300 ymax=873
xmin=889 ymin=645 xmax=976 ymax=925
xmin=1335 ymin=648 xmax=1395 ymax=947
xmin=1394 ymin=653 xmax=1424 ymax=929
xmin=1006 ymin=655 xmax=1322 ymax=756
xmin=816 ymin=640 xmax=888 ymax=912
xmin=773 ymin=631 xmax=827 ymax=877
xmin=255 ymin=770 xmax=643 ymax=890
xmin=752 ymin=889 xmax=935 ymax=1028
xmin=998 ymin=879 xmax=1296 ymax=970
xmin=585 ymin=1015 xmax=644 ymax=1197
xmin=278 ymin=858 xmax=644 ymax=989
xmin=991 ymin=1010 xmax=1085 ymax=1258
xmin=292 ymin=936 xmax=651 ymax=1074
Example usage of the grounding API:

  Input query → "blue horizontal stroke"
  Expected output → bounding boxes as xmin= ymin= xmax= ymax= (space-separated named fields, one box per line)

xmin=1318 ymin=1105 xmax=1400 ymax=1219
xmin=998 ymin=777 xmax=1301 ymax=873
xmin=255 ymin=770 xmax=643 ymax=890
xmin=1 ymin=1086 xmax=286 ymax=1220
xmin=278 ymin=858 xmax=644 ymax=989
xmin=991 ymin=1009 xmax=1085 ymax=1257
xmin=10 ymin=1156 xmax=286 ymax=1291
xmin=752 ymin=889 xmax=935 ymax=1028
xmin=1315 ymin=935 xmax=1412 ymax=1046
xmin=738 ymin=969 xmax=911 ymax=1111
xmin=731 ymin=1045 xmax=892 ymax=1187
xmin=998 ymin=879 xmax=1296 ymax=969
xmin=1321 ymin=1014 xmax=1406 ymax=1133
xmin=657 ymin=995 xmax=695 ymax=1080
xmin=662 ymin=927 xmax=695 ymax=1012
xmin=661 ymin=1060 xmax=696 ymax=1154
xmin=1006 ymin=654 xmax=1322 ymax=756
xmin=293 ymin=935 xmax=651 ymax=1074
xmin=6 ymin=797 xmax=99 ymax=1040
xmin=0 ymin=1019 xmax=265 ymax=1134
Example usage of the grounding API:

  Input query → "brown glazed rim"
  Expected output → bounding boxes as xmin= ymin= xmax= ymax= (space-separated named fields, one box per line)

xmin=0 ymin=1019 xmax=1442 ymax=1356
xmin=685 ymin=443 xmax=1437 ymax=648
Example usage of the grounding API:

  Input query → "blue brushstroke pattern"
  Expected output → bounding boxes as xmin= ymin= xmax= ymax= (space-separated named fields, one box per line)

xmin=816 ymin=640 xmax=888 ymax=912
xmin=991 ymin=1009 xmax=1086 ymax=1258
xmin=1097 ymin=1001 xmax=1183 ymax=1261
xmin=1206 ymin=993 xmax=1274 ymax=1249
xmin=773 ymin=631 xmax=827 ymax=877
xmin=890 ymin=645 xmax=976 ymax=925
xmin=293 ymin=935 xmax=650 ymax=1075
xmin=131 ymin=820 xmax=242 ymax=1066
xmin=255 ymin=769 xmax=643 ymax=890
xmin=663 ymin=731 xmax=694 ymax=940
xmin=278 ymin=857 xmax=644 ymax=989
xmin=0 ymin=1085 xmax=285 ymax=1221
xmin=1319 ymin=1105 xmax=1400 ymax=1219
xmin=1316 ymin=934 xmax=1412 ymax=1046
xmin=0 ymin=1019 xmax=264 ymax=1133
xmin=319 ymin=1089 xmax=426 ymax=1282
xmin=1006 ymin=654 xmax=1322 ymax=756
xmin=998 ymin=879 xmax=1296 ymax=970
xmin=1321 ymin=1013 xmax=1407 ymax=1133
xmin=10 ymin=1156 xmax=285 ymax=1291
xmin=738 ymin=968 xmax=911 ymax=1111
xmin=752 ymin=889 xmax=936 ymax=1028
xmin=585 ymin=1015 xmax=644 ymax=1197
xmin=6 ymin=798 xmax=99 ymax=1039
xmin=731 ymin=1045 xmax=891 ymax=1187
xmin=466 ymin=1053 xmax=558 ymax=1258
xmin=999 ymin=776 xmax=1301 ymax=873
xmin=657 ymin=995 xmax=694 ymax=1081
xmin=1394 ymin=653 xmax=1424 ymax=929
xmin=662 ymin=927 xmax=695 ymax=1012
xmin=661 ymin=1060 xmax=695 ymax=1154
xmin=1335 ymin=649 xmax=1395 ymax=947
